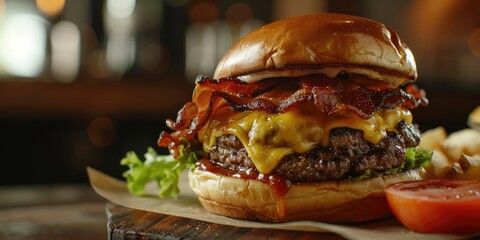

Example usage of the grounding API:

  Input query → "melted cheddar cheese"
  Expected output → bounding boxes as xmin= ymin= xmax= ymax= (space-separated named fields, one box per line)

xmin=198 ymin=106 xmax=412 ymax=174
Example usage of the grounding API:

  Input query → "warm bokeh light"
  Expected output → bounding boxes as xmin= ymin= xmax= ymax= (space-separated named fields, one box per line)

xmin=0 ymin=14 xmax=46 ymax=78
xmin=272 ymin=0 xmax=326 ymax=20
xmin=0 ymin=0 xmax=5 ymax=14
xmin=36 ymin=0 xmax=65 ymax=16
xmin=225 ymin=3 xmax=253 ymax=25
xmin=468 ymin=27 xmax=480 ymax=57
xmin=224 ymin=3 xmax=263 ymax=39
xmin=87 ymin=117 xmax=116 ymax=148
xmin=189 ymin=2 xmax=219 ymax=24
xmin=51 ymin=21 xmax=81 ymax=83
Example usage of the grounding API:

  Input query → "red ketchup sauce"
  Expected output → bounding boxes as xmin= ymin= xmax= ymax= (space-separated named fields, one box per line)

xmin=197 ymin=158 xmax=290 ymax=197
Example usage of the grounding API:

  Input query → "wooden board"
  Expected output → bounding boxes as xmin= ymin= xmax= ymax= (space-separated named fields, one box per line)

xmin=106 ymin=202 xmax=346 ymax=239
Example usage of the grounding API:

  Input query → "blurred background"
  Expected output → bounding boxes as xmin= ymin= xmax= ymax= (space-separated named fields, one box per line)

xmin=0 ymin=0 xmax=478 ymax=185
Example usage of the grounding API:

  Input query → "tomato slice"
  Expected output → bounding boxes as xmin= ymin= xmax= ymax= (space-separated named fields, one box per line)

xmin=385 ymin=179 xmax=480 ymax=235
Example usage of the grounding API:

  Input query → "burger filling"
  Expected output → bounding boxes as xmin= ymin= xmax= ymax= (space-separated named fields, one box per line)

xmin=158 ymin=73 xmax=429 ymax=183
xmin=198 ymin=104 xmax=413 ymax=174
xmin=208 ymin=121 xmax=420 ymax=182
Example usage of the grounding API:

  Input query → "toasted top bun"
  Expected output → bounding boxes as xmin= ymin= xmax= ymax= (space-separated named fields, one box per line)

xmin=214 ymin=13 xmax=417 ymax=87
xmin=189 ymin=167 xmax=427 ymax=223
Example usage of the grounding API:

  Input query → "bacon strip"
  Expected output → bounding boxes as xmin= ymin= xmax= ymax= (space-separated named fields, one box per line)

xmin=158 ymin=75 xmax=428 ymax=156
xmin=195 ymin=75 xmax=280 ymax=98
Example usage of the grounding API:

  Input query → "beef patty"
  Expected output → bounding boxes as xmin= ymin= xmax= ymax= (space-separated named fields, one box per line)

xmin=207 ymin=121 xmax=421 ymax=182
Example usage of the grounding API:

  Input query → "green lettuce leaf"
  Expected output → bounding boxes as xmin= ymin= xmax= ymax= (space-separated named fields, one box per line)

xmin=120 ymin=142 xmax=203 ymax=198
xmin=350 ymin=147 xmax=433 ymax=180
xmin=121 ymin=142 xmax=432 ymax=197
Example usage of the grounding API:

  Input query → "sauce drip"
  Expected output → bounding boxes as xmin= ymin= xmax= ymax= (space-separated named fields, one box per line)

xmin=197 ymin=158 xmax=290 ymax=197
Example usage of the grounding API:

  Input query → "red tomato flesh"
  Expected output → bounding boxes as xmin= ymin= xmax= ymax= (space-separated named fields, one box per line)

xmin=386 ymin=179 xmax=480 ymax=235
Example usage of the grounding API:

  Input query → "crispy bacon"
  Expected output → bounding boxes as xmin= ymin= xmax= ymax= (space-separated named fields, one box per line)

xmin=195 ymin=75 xmax=280 ymax=98
xmin=158 ymin=75 xmax=428 ymax=156
xmin=214 ymin=92 xmax=278 ymax=113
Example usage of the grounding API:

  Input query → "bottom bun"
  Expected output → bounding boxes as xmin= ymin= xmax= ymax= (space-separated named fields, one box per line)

xmin=188 ymin=167 xmax=427 ymax=223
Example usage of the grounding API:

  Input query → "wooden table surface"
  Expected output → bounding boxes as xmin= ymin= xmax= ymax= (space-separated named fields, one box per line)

xmin=0 ymin=184 xmax=347 ymax=239
xmin=106 ymin=203 xmax=346 ymax=240
xmin=0 ymin=184 xmax=107 ymax=240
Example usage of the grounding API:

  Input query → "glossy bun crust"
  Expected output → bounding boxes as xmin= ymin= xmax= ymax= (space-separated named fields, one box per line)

xmin=214 ymin=13 xmax=417 ymax=87
xmin=189 ymin=167 xmax=427 ymax=223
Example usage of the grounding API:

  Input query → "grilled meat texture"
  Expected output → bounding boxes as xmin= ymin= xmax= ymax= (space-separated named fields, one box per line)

xmin=207 ymin=121 xmax=421 ymax=182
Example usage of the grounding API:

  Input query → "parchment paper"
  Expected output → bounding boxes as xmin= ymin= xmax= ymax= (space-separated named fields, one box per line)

xmin=87 ymin=167 xmax=465 ymax=240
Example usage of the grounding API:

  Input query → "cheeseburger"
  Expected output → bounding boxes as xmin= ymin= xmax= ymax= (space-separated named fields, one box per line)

xmin=158 ymin=13 xmax=430 ymax=223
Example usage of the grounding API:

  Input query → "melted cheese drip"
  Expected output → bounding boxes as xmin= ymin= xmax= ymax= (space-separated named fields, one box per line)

xmin=198 ymin=106 xmax=412 ymax=174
